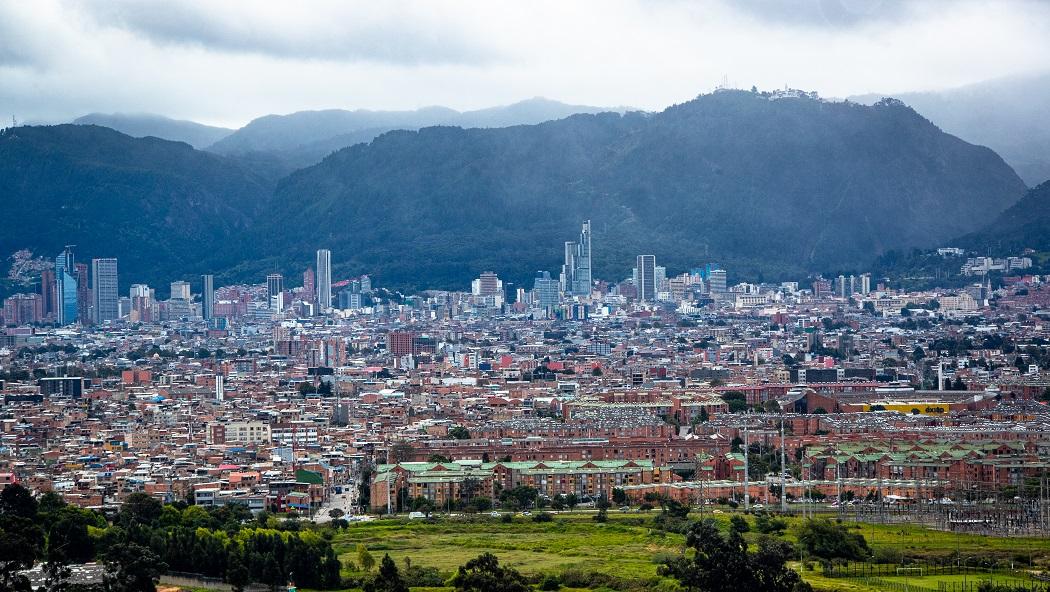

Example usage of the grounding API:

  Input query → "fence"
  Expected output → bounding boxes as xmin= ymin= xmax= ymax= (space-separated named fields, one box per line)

xmin=825 ymin=564 xmax=1049 ymax=592
xmin=161 ymin=571 xmax=271 ymax=592
xmin=824 ymin=564 xmax=1014 ymax=579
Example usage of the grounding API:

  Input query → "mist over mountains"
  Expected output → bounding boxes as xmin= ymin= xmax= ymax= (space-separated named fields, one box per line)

xmin=851 ymin=72 xmax=1050 ymax=186
xmin=72 ymin=113 xmax=234 ymax=150
xmin=72 ymin=98 xmax=624 ymax=172
xmin=1 ymin=90 xmax=1031 ymax=293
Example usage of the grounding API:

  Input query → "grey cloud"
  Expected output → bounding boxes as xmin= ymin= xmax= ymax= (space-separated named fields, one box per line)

xmin=721 ymin=0 xmax=925 ymax=28
xmin=78 ymin=1 xmax=501 ymax=65
xmin=0 ymin=10 xmax=46 ymax=68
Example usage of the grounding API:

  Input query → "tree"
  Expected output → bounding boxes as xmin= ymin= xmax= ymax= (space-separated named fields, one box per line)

xmin=754 ymin=513 xmax=787 ymax=535
xmin=118 ymin=492 xmax=163 ymax=527
xmin=659 ymin=520 xmax=810 ymax=592
xmin=729 ymin=515 xmax=750 ymax=533
xmin=411 ymin=496 xmax=436 ymax=516
xmin=612 ymin=488 xmax=627 ymax=505
xmin=0 ymin=484 xmax=38 ymax=521
xmin=364 ymin=554 xmax=408 ymax=592
xmin=565 ymin=493 xmax=578 ymax=511
xmin=358 ymin=544 xmax=376 ymax=572
xmin=388 ymin=442 xmax=415 ymax=463
xmin=0 ymin=515 xmax=44 ymax=591
xmin=46 ymin=507 xmax=96 ymax=564
xmin=912 ymin=347 xmax=926 ymax=362
xmin=451 ymin=552 xmax=530 ymax=592
xmin=101 ymin=542 xmax=167 ymax=592
xmin=448 ymin=426 xmax=470 ymax=440
xmin=226 ymin=548 xmax=251 ymax=592
xmin=795 ymin=519 xmax=870 ymax=561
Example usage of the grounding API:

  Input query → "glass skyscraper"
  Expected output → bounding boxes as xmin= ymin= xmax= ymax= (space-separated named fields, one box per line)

xmin=560 ymin=220 xmax=592 ymax=296
xmin=636 ymin=254 xmax=656 ymax=302
xmin=54 ymin=247 xmax=78 ymax=325
xmin=316 ymin=249 xmax=332 ymax=311
xmin=201 ymin=274 xmax=214 ymax=320
xmin=91 ymin=258 xmax=119 ymax=323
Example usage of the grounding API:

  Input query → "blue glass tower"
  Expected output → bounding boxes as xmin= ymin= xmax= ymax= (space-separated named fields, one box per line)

xmin=54 ymin=247 xmax=78 ymax=325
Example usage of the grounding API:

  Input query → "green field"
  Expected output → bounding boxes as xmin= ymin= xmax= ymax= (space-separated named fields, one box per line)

xmin=328 ymin=511 xmax=1050 ymax=591
xmin=333 ymin=513 xmax=684 ymax=585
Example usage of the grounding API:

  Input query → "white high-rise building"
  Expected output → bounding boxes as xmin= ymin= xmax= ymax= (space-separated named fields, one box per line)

xmin=170 ymin=281 xmax=191 ymax=300
xmin=636 ymin=255 xmax=656 ymax=302
xmin=316 ymin=249 xmax=332 ymax=310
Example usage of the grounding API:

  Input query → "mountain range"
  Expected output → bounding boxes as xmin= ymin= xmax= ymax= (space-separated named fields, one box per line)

xmin=72 ymin=113 xmax=234 ymax=150
xmin=73 ymin=98 xmax=624 ymax=172
xmin=1 ymin=90 xmax=1032 ymax=295
xmin=851 ymin=72 xmax=1050 ymax=186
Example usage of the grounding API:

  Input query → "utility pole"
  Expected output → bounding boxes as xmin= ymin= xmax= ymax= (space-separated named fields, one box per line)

xmin=836 ymin=462 xmax=842 ymax=519
xmin=781 ymin=413 xmax=787 ymax=513
xmin=744 ymin=411 xmax=750 ymax=512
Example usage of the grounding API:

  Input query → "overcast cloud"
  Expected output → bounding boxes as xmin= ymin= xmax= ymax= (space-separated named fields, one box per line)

xmin=1 ymin=0 xmax=1049 ymax=127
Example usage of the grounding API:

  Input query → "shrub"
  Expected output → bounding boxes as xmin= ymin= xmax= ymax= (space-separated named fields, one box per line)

xmin=539 ymin=574 xmax=561 ymax=590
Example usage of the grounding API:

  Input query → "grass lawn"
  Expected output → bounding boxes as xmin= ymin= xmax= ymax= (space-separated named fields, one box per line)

xmin=332 ymin=512 xmax=684 ymax=583
xmin=329 ymin=510 xmax=1050 ymax=591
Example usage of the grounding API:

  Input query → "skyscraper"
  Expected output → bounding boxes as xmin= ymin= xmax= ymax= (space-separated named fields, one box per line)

xmin=471 ymin=271 xmax=502 ymax=296
xmin=39 ymin=269 xmax=55 ymax=320
xmin=560 ymin=220 xmax=593 ymax=296
xmin=201 ymin=274 xmax=214 ymax=320
xmin=170 ymin=281 xmax=191 ymax=300
xmin=636 ymin=255 xmax=656 ymax=302
xmin=267 ymin=273 xmax=285 ymax=309
xmin=316 ymin=250 xmax=332 ymax=310
xmin=54 ymin=247 xmax=77 ymax=325
xmin=75 ymin=263 xmax=90 ymax=323
xmin=533 ymin=271 xmax=560 ymax=308
xmin=574 ymin=220 xmax=592 ymax=295
xmin=708 ymin=269 xmax=727 ymax=295
xmin=303 ymin=268 xmax=316 ymax=303
xmin=91 ymin=258 xmax=119 ymax=323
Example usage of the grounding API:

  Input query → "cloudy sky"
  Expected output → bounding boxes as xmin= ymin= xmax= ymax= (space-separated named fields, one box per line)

xmin=2 ymin=0 xmax=1049 ymax=128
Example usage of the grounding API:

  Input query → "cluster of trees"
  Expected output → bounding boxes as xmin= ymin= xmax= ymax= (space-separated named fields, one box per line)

xmin=660 ymin=519 xmax=811 ymax=592
xmin=357 ymin=551 xmax=530 ymax=592
xmin=0 ymin=485 xmax=343 ymax=592
xmin=0 ymin=484 xmax=164 ymax=592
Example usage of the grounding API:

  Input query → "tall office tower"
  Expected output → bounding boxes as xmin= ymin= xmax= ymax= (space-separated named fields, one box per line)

xmin=91 ymin=258 xmax=119 ymax=323
xmin=836 ymin=274 xmax=856 ymax=299
xmin=54 ymin=247 xmax=78 ymax=325
xmin=708 ymin=269 xmax=727 ymax=294
xmin=560 ymin=220 xmax=593 ymax=296
xmin=170 ymin=281 xmax=191 ymax=300
xmin=266 ymin=273 xmax=285 ymax=308
xmin=859 ymin=273 xmax=871 ymax=295
xmin=75 ymin=263 xmax=90 ymax=323
xmin=471 ymin=271 xmax=502 ymax=296
xmin=201 ymin=274 xmax=214 ymax=320
xmin=39 ymin=269 xmax=55 ymax=319
xmin=655 ymin=265 xmax=667 ymax=293
xmin=561 ymin=241 xmax=577 ymax=293
xmin=533 ymin=271 xmax=560 ymax=308
xmin=573 ymin=220 xmax=592 ymax=295
xmin=303 ymin=268 xmax=316 ymax=303
xmin=316 ymin=249 xmax=332 ymax=310
xmin=636 ymin=255 xmax=656 ymax=302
